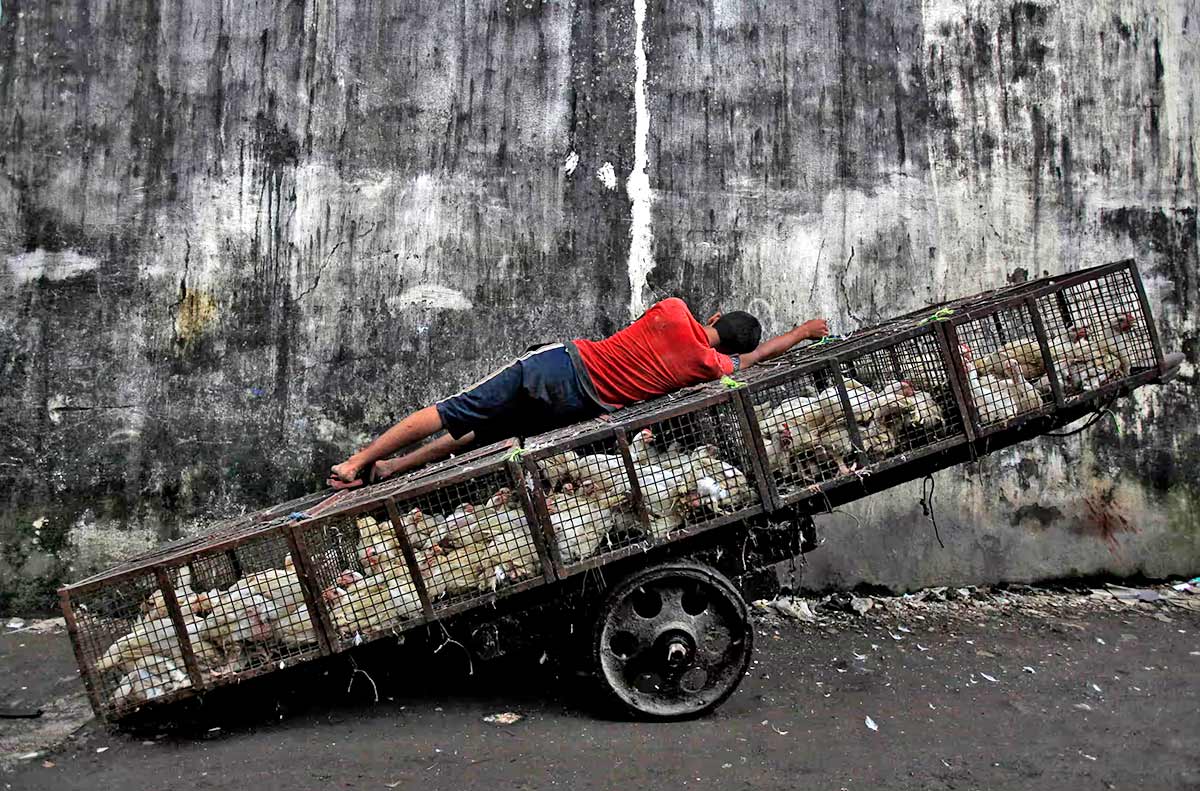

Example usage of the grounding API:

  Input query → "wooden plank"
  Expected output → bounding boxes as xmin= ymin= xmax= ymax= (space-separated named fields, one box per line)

xmin=1028 ymin=297 xmax=1067 ymax=409
xmin=506 ymin=458 xmax=558 ymax=585
xmin=385 ymin=498 xmax=435 ymax=620
xmin=283 ymin=526 xmax=334 ymax=656
xmin=153 ymin=566 xmax=205 ymax=693
xmin=58 ymin=589 xmax=107 ymax=719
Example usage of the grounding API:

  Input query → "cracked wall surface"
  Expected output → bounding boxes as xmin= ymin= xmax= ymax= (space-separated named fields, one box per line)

xmin=0 ymin=0 xmax=1196 ymax=609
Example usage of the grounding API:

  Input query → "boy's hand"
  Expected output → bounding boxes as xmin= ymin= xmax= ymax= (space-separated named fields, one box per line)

xmin=799 ymin=318 xmax=829 ymax=339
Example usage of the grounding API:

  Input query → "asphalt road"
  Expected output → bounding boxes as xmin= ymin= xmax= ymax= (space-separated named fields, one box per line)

xmin=4 ymin=592 xmax=1199 ymax=791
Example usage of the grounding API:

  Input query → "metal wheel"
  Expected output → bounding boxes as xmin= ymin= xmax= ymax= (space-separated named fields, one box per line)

xmin=592 ymin=561 xmax=753 ymax=720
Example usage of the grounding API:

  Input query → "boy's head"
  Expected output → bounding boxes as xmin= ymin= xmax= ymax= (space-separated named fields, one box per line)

xmin=709 ymin=311 xmax=762 ymax=354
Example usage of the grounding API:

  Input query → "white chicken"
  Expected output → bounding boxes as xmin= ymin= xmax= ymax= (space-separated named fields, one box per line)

xmin=140 ymin=566 xmax=211 ymax=624
xmin=94 ymin=615 xmax=222 ymax=674
xmin=110 ymin=654 xmax=190 ymax=707
xmin=273 ymin=604 xmax=321 ymax=649
xmin=962 ymin=345 xmax=1041 ymax=424
xmin=397 ymin=507 xmax=449 ymax=550
xmin=545 ymin=481 xmax=626 ymax=561
xmin=332 ymin=554 xmax=443 ymax=634
xmin=476 ymin=524 xmax=542 ymax=591
xmin=201 ymin=592 xmax=282 ymax=646
xmin=218 ymin=554 xmax=307 ymax=615
xmin=356 ymin=513 xmax=402 ymax=571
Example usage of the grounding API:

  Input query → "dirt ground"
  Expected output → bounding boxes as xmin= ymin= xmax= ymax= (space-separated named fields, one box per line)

xmin=3 ymin=588 xmax=1199 ymax=791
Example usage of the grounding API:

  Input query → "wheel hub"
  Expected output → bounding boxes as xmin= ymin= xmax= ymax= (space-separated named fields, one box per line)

xmin=594 ymin=563 xmax=753 ymax=719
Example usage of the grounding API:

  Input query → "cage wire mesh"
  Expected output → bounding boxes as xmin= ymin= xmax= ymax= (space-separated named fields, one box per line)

xmin=836 ymin=331 xmax=965 ymax=460
xmin=67 ymin=572 xmax=190 ymax=717
xmin=171 ymin=531 xmax=324 ymax=686
xmin=951 ymin=302 xmax=1053 ymax=431
xmin=616 ymin=393 xmax=762 ymax=536
xmin=524 ymin=391 xmax=764 ymax=572
xmin=530 ymin=430 xmax=645 ymax=565
xmin=299 ymin=461 xmax=544 ymax=648
xmin=1035 ymin=267 xmax=1158 ymax=401
xmin=745 ymin=329 xmax=966 ymax=504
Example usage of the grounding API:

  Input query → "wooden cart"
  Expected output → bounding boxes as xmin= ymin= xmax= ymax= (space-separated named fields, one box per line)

xmin=60 ymin=259 xmax=1181 ymax=721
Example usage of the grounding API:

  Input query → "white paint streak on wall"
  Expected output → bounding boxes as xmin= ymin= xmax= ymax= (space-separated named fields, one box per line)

xmin=388 ymin=284 xmax=473 ymax=311
xmin=3 ymin=250 xmax=100 ymax=283
xmin=564 ymin=150 xmax=579 ymax=175
xmin=598 ymin=161 xmax=617 ymax=190
xmin=626 ymin=0 xmax=655 ymax=319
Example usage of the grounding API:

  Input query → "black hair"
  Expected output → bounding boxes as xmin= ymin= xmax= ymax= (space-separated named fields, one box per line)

xmin=714 ymin=311 xmax=762 ymax=354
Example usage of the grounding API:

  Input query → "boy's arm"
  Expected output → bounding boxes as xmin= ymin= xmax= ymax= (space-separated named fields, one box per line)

xmin=738 ymin=319 xmax=829 ymax=369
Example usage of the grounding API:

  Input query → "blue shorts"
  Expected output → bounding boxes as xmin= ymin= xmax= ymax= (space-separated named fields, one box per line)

xmin=436 ymin=344 xmax=605 ymax=444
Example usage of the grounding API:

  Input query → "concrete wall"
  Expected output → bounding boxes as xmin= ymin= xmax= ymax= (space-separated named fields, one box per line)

xmin=0 ymin=0 xmax=1196 ymax=610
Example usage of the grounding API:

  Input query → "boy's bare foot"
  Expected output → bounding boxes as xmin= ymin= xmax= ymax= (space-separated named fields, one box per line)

xmin=373 ymin=458 xmax=402 ymax=481
xmin=328 ymin=460 xmax=366 ymax=490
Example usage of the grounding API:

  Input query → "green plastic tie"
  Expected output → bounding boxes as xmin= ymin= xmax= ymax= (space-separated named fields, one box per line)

xmin=720 ymin=375 xmax=746 ymax=390
xmin=505 ymin=447 xmax=527 ymax=463
xmin=918 ymin=307 xmax=956 ymax=325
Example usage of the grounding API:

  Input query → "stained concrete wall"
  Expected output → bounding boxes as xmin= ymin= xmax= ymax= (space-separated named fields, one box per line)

xmin=0 ymin=0 xmax=1196 ymax=610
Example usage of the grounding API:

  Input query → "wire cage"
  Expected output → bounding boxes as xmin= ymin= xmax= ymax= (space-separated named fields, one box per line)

xmin=1032 ymin=262 xmax=1161 ymax=403
xmin=741 ymin=323 xmax=968 ymax=508
xmin=940 ymin=260 xmax=1164 ymax=436
xmin=62 ymin=571 xmax=188 ymax=718
xmin=62 ymin=524 xmax=330 ymax=719
xmin=520 ymin=385 xmax=768 ymax=577
xmin=294 ymin=441 xmax=549 ymax=648
xmin=946 ymin=299 xmax=1057 ymax=435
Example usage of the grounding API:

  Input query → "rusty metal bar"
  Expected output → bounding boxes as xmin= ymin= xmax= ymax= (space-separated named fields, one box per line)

xmin=520 ymin=455 xmax=566 ymax=578
xmin=283 ymin=526 xmax=334 ymax=656
xmin=613 ymin=428 xmax=653 ymax=536
xmin=991 ymin=312 xmax=1008 ymax=344
xmin=292 ymin=523 xmax=343 ymax=647
xmin=58 ymin=589 xmax=107 ymax=719
xmin=935 ymin=322 xmax=979 ymax=450
xmin=1027 ymin=297 xmax=1066 ymax=409
xmin=506 ymin=458 xmax=557 ymax=584
xmin=1127 ymin=259 xmax=1168 ymax=374
xmin=153 ymin=566 xmax=205 ymax=693
xmin=730 ymin=389 xmax=777 ymax=512
xmin=827 ymin=363 xmax=867 ymax=470
xmin=384 ymin=498 xmax=435 ymax=620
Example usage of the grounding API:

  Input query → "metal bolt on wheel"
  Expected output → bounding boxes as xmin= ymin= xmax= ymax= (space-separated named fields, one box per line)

xmin=592 ymin=561 xmax=753 ymax=719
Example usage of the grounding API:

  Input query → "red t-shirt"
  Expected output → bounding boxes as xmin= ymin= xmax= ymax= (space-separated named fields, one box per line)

xmin=573 ymin=298 xmax=734 ymax=407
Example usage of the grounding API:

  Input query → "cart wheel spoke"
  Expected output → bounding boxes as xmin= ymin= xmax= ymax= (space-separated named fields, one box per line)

xmin=593 ymin=561 xmax=753 ymax=720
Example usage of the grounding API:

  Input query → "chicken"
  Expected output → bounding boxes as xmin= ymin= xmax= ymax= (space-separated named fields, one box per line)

xmin=859 ymin=420 xmax=897 ymax=457
xmin=356 ymin=513 xmax=401 ymax=571
xmin=677 ymin=444 xmax=753 ymax=515
xmin=94 ymin=616 xmax=222 ymax=674
xmin=476 ymin=525 xmax=543 ymax=591
xmin=629 ymin=428 xmax=655 ymax=465
xmin=201 ymin=592 xmax=282 ymax=647
xmin=810 ymin=422 xmax=859 ymax=476
xmin=109 ymin=654 xmax=190 ymax=707
xmin=546 ymin=481 xmax=627 ymax=561
xmin=397 ymin=507 xmax=449 ymax=550
xmin=139 ymin=566 xmax=214 ymax=626
xmin=902 ymin=389 xmax=944 ymax=429
xmin=273 ymin=604 xmax=321 ymax=649
xmin=332 ymin=554 xmax=443 ymax=634
xmin=971 ymin=324 xmax=1100 ymax=382
xmin=1061 ymin=313 xmax=1136 ymax=391
xmin=962 ymin=345 xmax=1039 ymax=424
xmin=761 ymin=426 xmax=793 ymax=476
xmin=220 ymin=556 xmax=306 ymax=615
xmin=765 ymin=394 xmax=826 ymax=435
